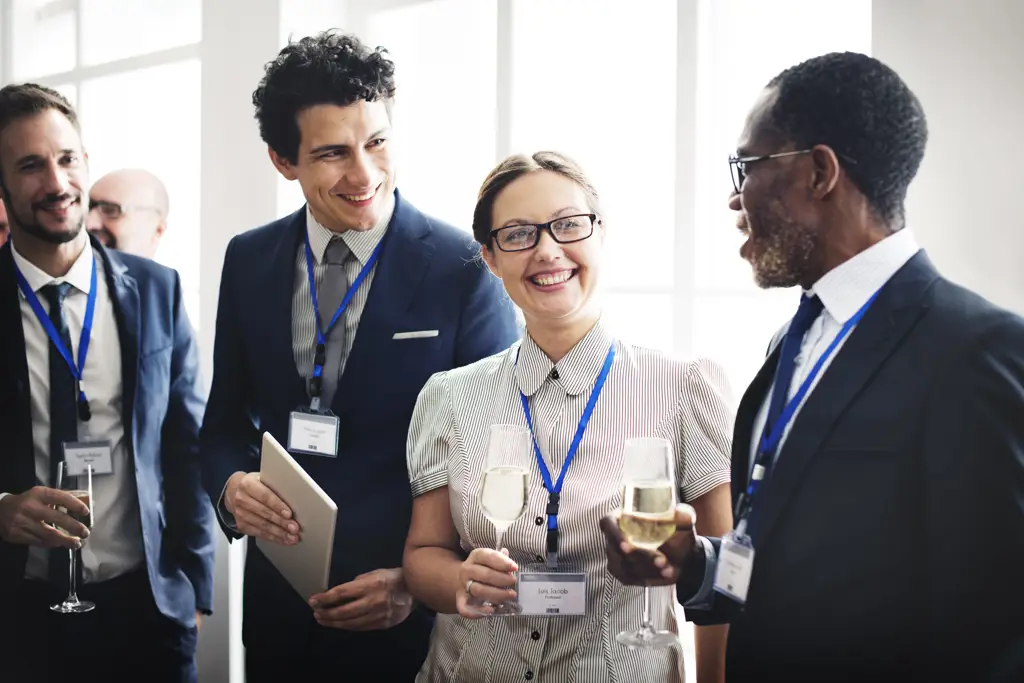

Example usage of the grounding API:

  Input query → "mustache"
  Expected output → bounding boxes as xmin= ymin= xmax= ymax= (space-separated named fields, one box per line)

xmin=736 ymin=213 xmax=750 ymax=233
xmin=32 ymin=193 xmax=79 ymax=210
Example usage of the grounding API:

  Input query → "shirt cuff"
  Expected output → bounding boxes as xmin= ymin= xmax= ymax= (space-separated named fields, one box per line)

xmin=682 ymin=535 xmax=717 ymax=610
xmin=217 ymin=481 xmax=242 ymax=537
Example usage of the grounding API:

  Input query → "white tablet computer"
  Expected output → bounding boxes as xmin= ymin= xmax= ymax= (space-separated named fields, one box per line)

xmin=255 ymin=431 xmax=338 ymax=601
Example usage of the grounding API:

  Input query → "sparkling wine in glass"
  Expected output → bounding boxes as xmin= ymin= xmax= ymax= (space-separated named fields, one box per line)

xmin=615 ymin=437 xmax=678 ymax=649
xmin=51 ymin=461 xmax=95 ymax=614
xmin=470 ymin=424 xmax=531 ymax=617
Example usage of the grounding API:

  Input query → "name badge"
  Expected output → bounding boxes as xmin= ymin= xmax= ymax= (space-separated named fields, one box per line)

xmin=63 ymin=440 xmax=113 ymax=476
xmin=288 ymin=410 xmax=340 ymax=457
xmin=517 ymin=564 xmax=587 ymax=616
xmin=713 ymin=532 xmax=755 ymax=604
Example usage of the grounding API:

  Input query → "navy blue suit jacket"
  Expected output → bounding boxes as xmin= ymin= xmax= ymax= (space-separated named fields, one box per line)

xmin=0 ymin=237 xmax=216 ymax=628
xmin=200 ymin=192 xmax=519 ymax=660
xmin=682 ymin=252 xmax=1024 ymax=683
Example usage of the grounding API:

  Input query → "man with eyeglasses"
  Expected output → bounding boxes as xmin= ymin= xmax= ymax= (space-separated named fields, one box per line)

xmin=86 ymin=168 xmax=168 ymax=258
xmin=602 ymin=52 xmax=1024 ymax=683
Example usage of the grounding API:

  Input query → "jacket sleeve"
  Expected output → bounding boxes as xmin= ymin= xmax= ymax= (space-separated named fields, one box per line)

xmin=199 ymin=237 xmax=261 ymax=539
xmin=161 ymin=270 xmax=217 ymax=613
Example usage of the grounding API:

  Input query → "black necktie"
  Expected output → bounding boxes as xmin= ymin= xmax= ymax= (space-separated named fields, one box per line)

xmin=763 ymin=294 xmax=825 ymax=443
xmin=42 ymin=282 xmax=79 ymax=591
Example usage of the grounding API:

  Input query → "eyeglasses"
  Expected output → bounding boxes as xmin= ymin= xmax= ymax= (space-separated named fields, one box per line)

xmin=489 ymin=213 xmax=598 ymax=253
xmin=728 ymin=148 xmax=858 ymax=194
xmin=88 ymin=199 xmax=162 ymax=220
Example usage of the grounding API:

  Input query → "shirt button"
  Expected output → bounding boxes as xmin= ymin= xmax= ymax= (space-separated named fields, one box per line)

xmin=551 ymin=368 xmax=559 ymax=380
xmin=535 ymin=555 xmax=544 ymax=562
xmin=525 ymin=672 xmax=534 ymax=681
xmin=535 ymin=516 xmax=543 ymax=526
xmin=531 ymin=631 xmax=540 ymax=640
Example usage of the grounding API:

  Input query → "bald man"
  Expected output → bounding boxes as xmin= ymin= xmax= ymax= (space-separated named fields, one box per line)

xmin=0 ymin=199 xmax=8 ymax=246
xmin=87 ymin=168 xmax=169 ymax=258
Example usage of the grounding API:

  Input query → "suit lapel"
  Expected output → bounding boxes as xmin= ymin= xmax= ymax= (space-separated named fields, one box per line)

xmin=95 ymin=240 xmax=141 ymax=459
xmin=753 ymin=252 xmax=941 ymax=547
xmin=270 ymin=209 xmax=310 ymax=405
xmin=332 ymin=192 xmax=434 ymax=417
xmin=732 ymin=344 xmax=780 ymax=504
xmin=0 ymin=244 xmax=34 ymax=495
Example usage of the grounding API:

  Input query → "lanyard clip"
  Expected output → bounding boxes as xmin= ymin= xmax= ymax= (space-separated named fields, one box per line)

xmin=545 ymin=527 xmax=558 ymax=568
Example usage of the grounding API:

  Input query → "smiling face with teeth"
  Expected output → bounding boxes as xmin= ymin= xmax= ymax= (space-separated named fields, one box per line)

xmin=0 ymin=108 xmax=89 ymax=247
xmin=270 ymin=100 xmax=396 ymax=233
xmin=482 ymin=169 xmax=604 ymax=336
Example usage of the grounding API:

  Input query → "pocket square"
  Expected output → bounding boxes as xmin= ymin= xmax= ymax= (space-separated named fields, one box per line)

xmin=393 ymin=330 xmax=440 ymax=340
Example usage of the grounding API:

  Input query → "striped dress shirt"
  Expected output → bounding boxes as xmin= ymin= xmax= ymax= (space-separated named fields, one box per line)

xmin=291 ymin=199 xmax=394 ymax=387
xmin=407 ymin=319 xmax=734 ymax=682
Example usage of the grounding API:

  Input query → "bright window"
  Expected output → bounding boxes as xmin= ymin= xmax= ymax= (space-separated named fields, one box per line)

xmin=10 ymin=0 xmax=77 ymax=80
xmin=80 ymin=0 xmax=201 ymax=66
xmin=79 ymin=60 xmax=202 ymax=325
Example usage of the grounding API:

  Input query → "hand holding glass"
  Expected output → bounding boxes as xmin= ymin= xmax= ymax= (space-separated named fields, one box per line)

xmin=615 ymin=437 xmax=678 ymax=649
xmin=51 ymin=461 xmax=95 ymax=614
xmin=467 ymin=424 xmax=531 ymax=617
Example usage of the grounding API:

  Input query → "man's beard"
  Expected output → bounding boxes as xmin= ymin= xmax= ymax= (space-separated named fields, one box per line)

xmin=8 ymin=194 xmax=85 ymax=245
xmin=746 ymin=200 xmax=819 ymax=289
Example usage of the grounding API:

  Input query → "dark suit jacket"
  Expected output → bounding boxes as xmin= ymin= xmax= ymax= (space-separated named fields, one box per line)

xmin=683 ymin=252 xmax=1024 ymax=683
xmin=200 ymin=192 xmax=520 ymax=664
xmin=0 ymin=237 xmax=216 ymax=628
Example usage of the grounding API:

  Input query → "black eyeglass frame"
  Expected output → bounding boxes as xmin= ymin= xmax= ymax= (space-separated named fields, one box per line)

xmin=488 ymin=213 xmax=599 ymax=253
xmin=728 ymin=148 xmax=858 ymax=194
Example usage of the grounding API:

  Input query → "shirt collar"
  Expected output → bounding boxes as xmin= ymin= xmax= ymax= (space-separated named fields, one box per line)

xmin=10 ymin=239 xmax=94 ymax=295
xmin=305 ymin=190 xmax=396 ymax=266
xmin=810 ymin=228 xmax=921 ymax=324
xmin=515 ymin=318 xmax=615 ymax=397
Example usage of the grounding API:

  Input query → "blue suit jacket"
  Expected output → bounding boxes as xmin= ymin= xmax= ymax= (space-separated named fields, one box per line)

xmin=0 ymin=237 xmax=216 ymax=628
xmin=682 ymin=252 xmax=1024 ymax=683
xmin=200 ymin=192 xmax=520 ymax=660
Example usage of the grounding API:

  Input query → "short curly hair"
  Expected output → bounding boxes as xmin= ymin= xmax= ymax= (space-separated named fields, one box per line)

xmin=252 ymin=30 xmax=396 ymax=164
xmin=765 ymin=52 xmax=928 ymax=226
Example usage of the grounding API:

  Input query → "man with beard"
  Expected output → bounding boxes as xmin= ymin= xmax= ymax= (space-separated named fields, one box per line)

xmin=87 ymin=168 xmax=169 ymax=258
xmin=0 ymin=83 xmax=215 ymax=682
xmin=601 ymin=52 xmax=1024 ymax=683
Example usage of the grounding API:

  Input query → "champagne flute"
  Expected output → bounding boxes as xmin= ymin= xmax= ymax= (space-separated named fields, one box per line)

xmin=470 ymin=423 xmax=531 ymax=617
xmin=51 ymin=462 xmax=95 ymax=614
xmin=615 ymin=437 xmax=678 ymax=649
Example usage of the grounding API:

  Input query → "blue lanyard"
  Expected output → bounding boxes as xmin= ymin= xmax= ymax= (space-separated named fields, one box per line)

xmin=518 ymin=342 xmax=615 ymax=566
xmin=14 ymin=256 xmax=98 ymax=422
xmin=737 ymin=290 xmax=881 ymax=538
xmin=303 ymin=233 xmax=383 ymax=410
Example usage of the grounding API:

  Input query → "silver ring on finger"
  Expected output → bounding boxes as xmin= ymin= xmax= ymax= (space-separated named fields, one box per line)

xmin=465 ymin=579 xmax=475 ymax=596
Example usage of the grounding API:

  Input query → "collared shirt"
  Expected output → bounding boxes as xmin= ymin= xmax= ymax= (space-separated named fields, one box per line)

xmin=406 ymin=320 xmax=734 ymax=683
xmin=291 ymin=198 xmax=394 ymax=386
xmin=688 ymin=229 xmax=922 ymax=607
xmin=7 ymin=241 xmax=145 ymax=583
xmin=747 ymin=228 xmax=922 ymax=467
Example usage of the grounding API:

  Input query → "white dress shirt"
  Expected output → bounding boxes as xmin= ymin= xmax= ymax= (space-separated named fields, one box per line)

xmin=688 ymin=228 xmax=921 ymax=606
xmin=4 ymin=241 xmax=145 ymax=583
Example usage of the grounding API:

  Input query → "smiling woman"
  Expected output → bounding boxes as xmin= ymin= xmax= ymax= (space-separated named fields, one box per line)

xmin=402 ymin=150 xmax=736 ymax=683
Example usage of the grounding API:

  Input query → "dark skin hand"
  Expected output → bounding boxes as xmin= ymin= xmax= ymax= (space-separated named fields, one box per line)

xmin=600 ymin=504 xmax=707 ymax=595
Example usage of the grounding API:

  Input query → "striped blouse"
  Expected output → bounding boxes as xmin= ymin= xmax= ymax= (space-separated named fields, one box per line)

xmin=406 ymin=320 xmax=734 ymax=682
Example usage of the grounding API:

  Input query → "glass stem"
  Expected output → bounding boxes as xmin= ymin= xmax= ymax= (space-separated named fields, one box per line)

xmin=642 ymin=585 xmax=653 ymax=632
xmin=495 ymin=526 xmax=504 ymax=553
xmin=68 ymin=548 xmax=78 ymax=601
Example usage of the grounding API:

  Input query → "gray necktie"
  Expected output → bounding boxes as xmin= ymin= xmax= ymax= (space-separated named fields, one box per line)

xmin=316 ymin=238 xmax=351 ymax=409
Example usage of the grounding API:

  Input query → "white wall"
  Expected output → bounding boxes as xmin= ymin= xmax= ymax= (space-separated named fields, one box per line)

xmin=873 ymin=0 xmax=1024 ymax=315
